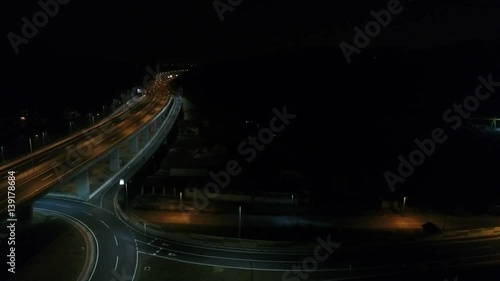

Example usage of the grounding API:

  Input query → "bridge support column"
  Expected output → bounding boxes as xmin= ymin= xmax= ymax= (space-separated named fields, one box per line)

xmin=16 ymin=203 xmax=33 ymax=221
xmin=150 ymin=119 xmax=157 ymax=132
xmin=76 ymin=169 xmax=90 ymax=201
xmin=109 ymin=149 xmax=120 ymax=172
xmin=142 ymin=127 xmax=150 ymax=143
xmin=129 ymin=135 xmax=138 ymax=154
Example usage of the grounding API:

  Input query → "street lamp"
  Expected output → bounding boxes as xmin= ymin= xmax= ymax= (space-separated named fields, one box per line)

xmin=28 ymin=137 xmax=33 ymax=154
xmin=180 ymin=192 xmax=183 ymax=205
xmin=238 ymin=205 xmax=242 ymax=239
xmin=0 ymin=146 xmax=4 ymax=163
xmin=28 ymin=137 xmax=34 ymax=170
xmin=402 ymin=196 xmax=408 ymax=216
xmin=120 ymin=178 xmax=128 ymax=210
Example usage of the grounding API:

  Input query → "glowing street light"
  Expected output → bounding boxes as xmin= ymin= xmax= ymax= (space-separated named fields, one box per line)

xmin=238 ymin=206 xmax=242 ymax=239
xmin=402 ymin=196 xmax=409 ymax=216
xmin=120 ymin=178 xmax=128 ymax=210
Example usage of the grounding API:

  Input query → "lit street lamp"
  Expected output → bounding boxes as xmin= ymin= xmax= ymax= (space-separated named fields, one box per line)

xmin=238 ymin=205 xmax=242 ymax=239
xmin=402 ymin=196 xmax=408 ymax=216
xmin=120 ymin=178 xmax=128 ymax=210
xmin=28 ymin=137 xmax=34 ymax=170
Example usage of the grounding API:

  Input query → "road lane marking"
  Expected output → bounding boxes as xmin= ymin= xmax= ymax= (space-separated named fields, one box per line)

xmin=82 ymin=211 xmax=93 ymax=216
xmin=136 ymin=240 xmax=307 ymax=263
xmin=41 ymin=173 xmax=53 ymax=181
xmin=114 ymin=235 xmax=118 ymax=246
xmin=114 ymin=256 xmax=119 ymax=270
xmin=38 ymin=156 xmax=50 ymax=162
xmin=101 ymin=220 xmax=110 ymax=228
xmin=55 ymin=204 xmax=69 ymax=208
xmin=110 ymin=137 xmax=117 ymax=141
xmin=35 ymin=208 xmax=100 ymax=281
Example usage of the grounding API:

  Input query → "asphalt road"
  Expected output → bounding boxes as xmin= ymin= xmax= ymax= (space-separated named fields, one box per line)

xmin=32 ymin=183 xmax=500 ymax=281
xmin=3 ymin=71 xmax=500 ymax=280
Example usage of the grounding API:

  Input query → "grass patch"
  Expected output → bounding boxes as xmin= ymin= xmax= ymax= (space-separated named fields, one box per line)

xmin=6 ymin=212 xmax=87 ymax=281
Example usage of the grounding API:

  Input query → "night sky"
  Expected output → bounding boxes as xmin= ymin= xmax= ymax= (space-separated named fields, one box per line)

xmin=2 ymin=0 xmax=500 ymax=203
xmin=2 ymin=0 xmax=500 ymax=62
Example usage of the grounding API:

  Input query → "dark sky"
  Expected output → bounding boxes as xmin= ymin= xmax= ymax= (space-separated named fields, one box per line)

xmin=2 ymin=0 xmax=500 ymax=116
xmin=3 ymin=0 xmax=500 ymax=63
xmin=2 ymin=0 xmax=500 ymax=199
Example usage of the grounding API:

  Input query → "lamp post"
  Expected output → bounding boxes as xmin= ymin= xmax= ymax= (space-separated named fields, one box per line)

xmin=238 ymin=205 xmax=242 ymax=239
xmin=28 ymin=137 xmax=34 ymax=170
xmin=41 ymin=132 xmax=46 ymax=146
xmin=0 ymin=146 xmax=4 ymax=163
xmin=180 ymin=192 xmax=183 ymax=205
xmin=402 ymin=196 xmax=408 ymax=216
xmin=120 ymin=179 xmax=128 ymax=211
xmin=29 ymin=137 xmax=33 ymax=154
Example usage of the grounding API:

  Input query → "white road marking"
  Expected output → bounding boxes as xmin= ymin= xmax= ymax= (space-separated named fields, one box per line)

xmin=101 ymin=220 xmax=110 ymax=228
xmin=110 ymin=137 xmax=117 ymax=141
xmin=55 ymin=204 xmax=69 ymax=208
xmin=114 ymin=256 xmax=119 ymax=270
xmin=35 ymin=208 xmax=99 ymax=281
xmin=82 ymin=211 xmax=93 ymax=216
xmin=114 ymin=235 xmax=118 ymax=246
xmin=38 ymin=156 xmax=50 ymax=162
xmin=41 ymin=173 xmax=53 ymax=181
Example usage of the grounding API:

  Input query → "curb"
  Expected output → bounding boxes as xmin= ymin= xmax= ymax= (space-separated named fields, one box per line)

xmin=35 ymin=208 xmax=97 ymax=281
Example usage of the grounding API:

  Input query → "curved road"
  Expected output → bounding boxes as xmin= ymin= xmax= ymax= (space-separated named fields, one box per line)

xmin=32 ymin=174 xmax=500 ymax=281
xmin=5 ymin=72 xmax=500 ymax=280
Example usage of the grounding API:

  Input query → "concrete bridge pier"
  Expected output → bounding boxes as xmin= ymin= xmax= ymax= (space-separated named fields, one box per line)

xmin=129 ymin=135 xmax=139 ymax=154
xmin=142 ymin=127 xmax=150 ymax=143
xmin=76 ymin=169 xmax=90 ymax=200
xmin=150 ymin=119 xmax=157 ymax=132
xmin=109 ymin=149 xmax=120 ymax=172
